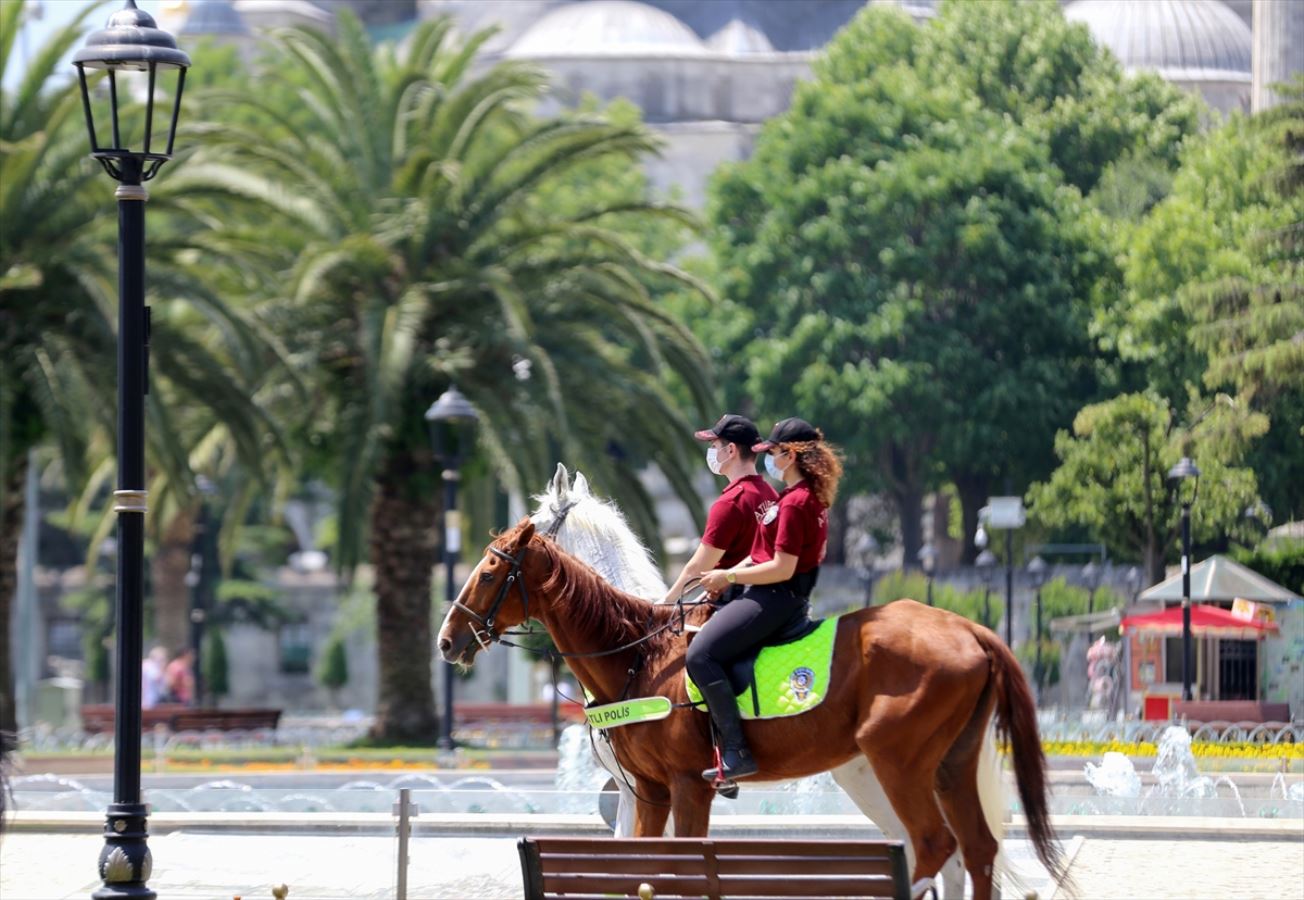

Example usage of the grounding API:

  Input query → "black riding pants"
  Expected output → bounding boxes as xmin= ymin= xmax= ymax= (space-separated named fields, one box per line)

xmin=685 ymin=583 xmax=808 ymax=690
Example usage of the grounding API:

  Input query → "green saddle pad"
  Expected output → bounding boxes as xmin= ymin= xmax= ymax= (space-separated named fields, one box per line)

xmin=685 ymin=617 xmax=838 ymax=719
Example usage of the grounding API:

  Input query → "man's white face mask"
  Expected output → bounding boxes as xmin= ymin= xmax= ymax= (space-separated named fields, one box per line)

xmin=706 ymin=445 xmax=727 ymax=475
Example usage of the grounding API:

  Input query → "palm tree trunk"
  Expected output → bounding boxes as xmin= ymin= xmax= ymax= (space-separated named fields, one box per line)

xmin=953 ymin=472 xmax=990 ymax=566
xmin=151 ymin=506 xmax=197 ymax=656
xmin=0 ymin=453 xmax=26 ymax=735
xmin=369 ymin=451 xmax=440 ymax=743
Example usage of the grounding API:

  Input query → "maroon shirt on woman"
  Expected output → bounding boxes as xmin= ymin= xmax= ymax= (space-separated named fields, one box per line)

xmin=749 ymin=480 xmax=828 ymax=573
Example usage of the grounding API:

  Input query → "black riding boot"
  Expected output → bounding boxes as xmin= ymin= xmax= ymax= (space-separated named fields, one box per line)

xmin=699 ymin=679 xmax=758 ymax=782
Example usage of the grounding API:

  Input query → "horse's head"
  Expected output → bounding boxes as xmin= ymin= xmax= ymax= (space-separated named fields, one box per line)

xmin=531 ymin=462 xmax=592 ymax=537
xmin=437 ymin=518 xmax=540 ymax=667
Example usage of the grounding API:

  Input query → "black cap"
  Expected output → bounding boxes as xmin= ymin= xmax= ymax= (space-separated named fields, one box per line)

xmin=753 ymin=417 xmax=821 ymax=452
xmin=694 ymin=414 xmax=761 ymax=447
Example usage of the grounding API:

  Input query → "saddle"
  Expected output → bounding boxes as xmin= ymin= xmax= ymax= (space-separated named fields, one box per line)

xmin=686 ymin=607 xmax=835 ymax=720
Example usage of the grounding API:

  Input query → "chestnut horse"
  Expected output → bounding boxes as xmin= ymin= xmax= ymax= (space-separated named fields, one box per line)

xmin=440 ymin=520 xmax=1063 ymax=900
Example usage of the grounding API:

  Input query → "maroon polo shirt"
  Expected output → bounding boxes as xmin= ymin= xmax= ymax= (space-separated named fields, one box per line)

xmin=749 ymin=480 xmax=828 ymax=574
xmin=701 ymin=474 xmax=779 ymax=569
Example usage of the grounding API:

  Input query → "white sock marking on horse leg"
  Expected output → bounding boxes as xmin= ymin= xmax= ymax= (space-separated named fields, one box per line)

xmin=911 ymin=876 xmax=935 ymax=898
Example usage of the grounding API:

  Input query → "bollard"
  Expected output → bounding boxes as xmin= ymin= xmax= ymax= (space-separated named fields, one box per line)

xmin=394 ymin=788 xmax=419 ymax=900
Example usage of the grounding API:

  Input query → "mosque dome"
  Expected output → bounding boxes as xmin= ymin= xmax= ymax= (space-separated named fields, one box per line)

xmin=1063 ymin=0 xmax=1251 ymax=81
xmin=178 ymin=0 xmax=248 ymax=35
xmin=707 ymin=19 xmax=775 ymax=54
xmin=507 ymin=0 xmax=707 ymax=57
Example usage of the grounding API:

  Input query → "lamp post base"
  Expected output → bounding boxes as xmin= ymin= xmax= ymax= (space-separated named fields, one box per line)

xmin=92 ymin=802 xmax=155 ymax=900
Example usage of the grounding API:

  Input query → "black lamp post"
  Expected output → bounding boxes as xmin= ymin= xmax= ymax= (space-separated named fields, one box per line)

xmin=425 ymin=385 xmax=480 ymax=750
xmin=855 ymin=534 xmax=879 ymax=609
xmin=975 ymin=495 xmax=1025 ymax=647
xmin=73 ymin=4 xmax=189 ymax=896
xmin=1027 ymin=555 xmax=1049 ymax=694
xmin=1081 ymin=559 xmax=1101 ymax=615
xmin=1125 ymin=566 xmax=1142 ymax=604
xmin=976 ymin=549 xmax=997 ymax=629
xmin=1168 ymin=456 xmax=1201 ymax=702
xmin=918 ymin=542 xmax=937 ymax=606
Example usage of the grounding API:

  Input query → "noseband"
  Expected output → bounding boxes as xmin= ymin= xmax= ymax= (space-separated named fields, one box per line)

xmin=451 ymin=544 xmax=530 ymax=651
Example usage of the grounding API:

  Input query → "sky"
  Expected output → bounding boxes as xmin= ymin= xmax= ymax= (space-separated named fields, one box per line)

xmin=3 ymin=0 xmax=166 ymax=91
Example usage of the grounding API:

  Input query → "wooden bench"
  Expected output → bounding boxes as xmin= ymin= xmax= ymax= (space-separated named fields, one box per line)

xmin=518 ymin=837 xmax=911 ymax=900
xmin=80 ymin=705 xmax=282 ymax=734
xmin=1173 ymin=700 xmax=1290 ymax=724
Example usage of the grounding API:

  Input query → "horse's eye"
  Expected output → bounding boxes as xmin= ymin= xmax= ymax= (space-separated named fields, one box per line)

xmin=479 ymin=571 xmax=494 ymax=583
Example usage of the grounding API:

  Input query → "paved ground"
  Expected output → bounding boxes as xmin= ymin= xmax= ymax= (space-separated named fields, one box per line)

xmin=2 ymin=830 xmax=1301 ymax=898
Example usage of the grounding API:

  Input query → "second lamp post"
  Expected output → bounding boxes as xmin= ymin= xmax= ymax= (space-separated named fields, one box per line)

xmin=1168 ymin=456 xmax=1200 ymax=702
xmin=426 ymin=386 xmax=480 ymax=749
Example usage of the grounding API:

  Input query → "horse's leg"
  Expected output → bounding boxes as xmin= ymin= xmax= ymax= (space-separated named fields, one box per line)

xmin=668 ymin=774 xmax=714 ymax=837
xmin=861 ymin=752 xmax=958 ymax=899
xmin=830 ymin=760 xmax=966 ymax=899
xmin=630 ymin=777 xmax=672 ymax=837
xmin=934 ymin=706 xmax=1002 ymax=900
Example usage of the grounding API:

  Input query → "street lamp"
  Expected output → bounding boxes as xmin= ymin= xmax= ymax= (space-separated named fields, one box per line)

xmin=425 ymin=385 xmax=480 ymax=749
xmin=1168 ymin=456 xmax=1201 ymax=702
xmin=1081 ymin=559 xmax=1101 ymax=615
xmin=976 ymin=549 xmax=997 ymax=629
xmin=1125 ymin=566 xmax=1142 ymax=604
xmin=73 ymin=3 xmax=190 ymax=896
xmin=978 ymin=496 xmax=1025 ymax=646
xmin=854 ymin=533 xmax=880 ymax=608
xmin=918 ymin=542 xmax=938 ymax=606
xmin=1027 ymin=555 xmax=1049 ymax=693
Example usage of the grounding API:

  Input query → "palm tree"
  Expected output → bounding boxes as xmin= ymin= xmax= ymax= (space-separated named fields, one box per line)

xmin=0 ymin=1 xmax=284 ymax=732
xmin=186 ymin=13 xmax=712 ymax=741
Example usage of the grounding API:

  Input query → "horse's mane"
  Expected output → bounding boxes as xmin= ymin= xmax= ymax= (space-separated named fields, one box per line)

xmin=497 ymin=521 xmax=686 ymax=652
xmin=530 ymin=466 xmax=668 ymax=601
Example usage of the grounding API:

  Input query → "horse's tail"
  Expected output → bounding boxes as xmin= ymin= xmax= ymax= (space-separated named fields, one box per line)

xmin=973 ymin=628 xmax=1064 ymax=885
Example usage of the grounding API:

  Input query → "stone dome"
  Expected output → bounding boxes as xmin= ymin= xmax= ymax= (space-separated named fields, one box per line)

xmin=507 ymin=0 xmax=707 ymax=57
xmin=707 ymin=19 xmax=774 ymax=54
xmin=1063 ymin=0 xmax=1251 ymax=81
xmin=179 ymin=0 xmax=248 ymax=35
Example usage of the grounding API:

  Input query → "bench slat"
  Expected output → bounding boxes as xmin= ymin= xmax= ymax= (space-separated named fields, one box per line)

xmin=538 ymin=853 xmax=709 ymax=875
xmin=717 ymin=876 xmax=899 ymax=897
xmin=532 ymin=837 xmax=892 ymax=857
xmin=717 ymin=857 xmax=899 ymax=876
xmin=542 ymin=873 xmax=711 ymax=894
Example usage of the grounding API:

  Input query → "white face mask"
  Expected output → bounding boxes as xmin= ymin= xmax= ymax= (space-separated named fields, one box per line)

xmin=706 ymin=446 xmax=725 ymax=475
xmin=765 ymin=452 xmax=785 ymax=480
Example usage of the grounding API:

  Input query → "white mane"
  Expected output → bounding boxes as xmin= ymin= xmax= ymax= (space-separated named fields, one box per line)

xmin=530 ymin=464 xmax=669 ymax=602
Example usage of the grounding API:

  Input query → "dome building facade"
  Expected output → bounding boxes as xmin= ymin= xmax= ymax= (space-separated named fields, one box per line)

xmin=1064 ymin=0 xmax=1254 ymax=112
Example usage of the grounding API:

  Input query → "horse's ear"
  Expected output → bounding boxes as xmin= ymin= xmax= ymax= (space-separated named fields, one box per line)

xmin=550 ymin=463 xmax=570 ymax=501
xmin=572 ymin=471 xmax=591 ymax=498
xmin=511 ymin=517 xmax=535 ymax=549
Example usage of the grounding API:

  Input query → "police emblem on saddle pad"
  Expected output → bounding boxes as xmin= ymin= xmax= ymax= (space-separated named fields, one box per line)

xmin=685 ymin=617 xmax=838 ymax=719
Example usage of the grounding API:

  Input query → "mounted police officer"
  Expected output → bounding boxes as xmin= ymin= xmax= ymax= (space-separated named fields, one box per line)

xmin=662 ymin=414 xmax=778 ymax=605
xmin=691 ymin=418 xmax=843 ymax=783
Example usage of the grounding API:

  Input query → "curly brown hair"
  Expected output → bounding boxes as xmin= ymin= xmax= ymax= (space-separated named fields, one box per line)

xmin=778 ymin=435 xmax=843 ymax=508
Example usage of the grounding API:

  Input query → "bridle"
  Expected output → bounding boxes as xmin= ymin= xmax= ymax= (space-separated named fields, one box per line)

xmin=447 ymin=500 xmax=576 ymax=652
xmin=449 ymin=498 xmax=712 ymax=659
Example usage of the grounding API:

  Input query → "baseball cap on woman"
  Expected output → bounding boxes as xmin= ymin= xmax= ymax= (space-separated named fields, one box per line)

xmin=752 ymin=417 xmax=821 ymax=452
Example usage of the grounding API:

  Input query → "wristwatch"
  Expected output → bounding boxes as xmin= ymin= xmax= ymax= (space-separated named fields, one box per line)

xmin=725 ymin=572 xmax=736 ymax=584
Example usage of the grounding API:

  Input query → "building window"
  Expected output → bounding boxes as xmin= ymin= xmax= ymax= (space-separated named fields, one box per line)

xmin=278 ymin=622 xmax=312 ymax=674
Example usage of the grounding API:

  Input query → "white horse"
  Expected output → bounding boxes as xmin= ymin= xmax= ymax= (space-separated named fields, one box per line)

xmin=529 ymin=464 xmax=992 ymax=899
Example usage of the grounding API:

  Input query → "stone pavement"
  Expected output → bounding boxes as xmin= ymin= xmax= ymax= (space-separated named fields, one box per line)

xmin=2 ymin=830 xmax=1301 ymax=898
xmin=1052 ymin=837 xmax=1304 ymax=900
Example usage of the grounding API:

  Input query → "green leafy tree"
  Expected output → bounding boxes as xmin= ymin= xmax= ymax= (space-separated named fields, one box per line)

xmin=696 ymin=1 xmax=1197 ymax=565
xmin=186 ymin=14 xmax=710 ymax=741
xmin=1028 ymin=392 xmax=1266 ymax=585
xmin=204 ymin=628 xmax=229 ymax=702
xmin=317 ymin=635 xmax=350 ymax=709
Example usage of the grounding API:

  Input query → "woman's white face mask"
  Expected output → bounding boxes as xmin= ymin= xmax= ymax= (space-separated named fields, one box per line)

xmin=764 ymin=451 xmax=786 ymax=480
xmin=706 ymin=444 xmax=727 ymax=475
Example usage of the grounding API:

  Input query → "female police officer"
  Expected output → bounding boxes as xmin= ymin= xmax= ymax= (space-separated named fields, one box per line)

xmin=691 ymin=417 xmax=843 ymax=782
